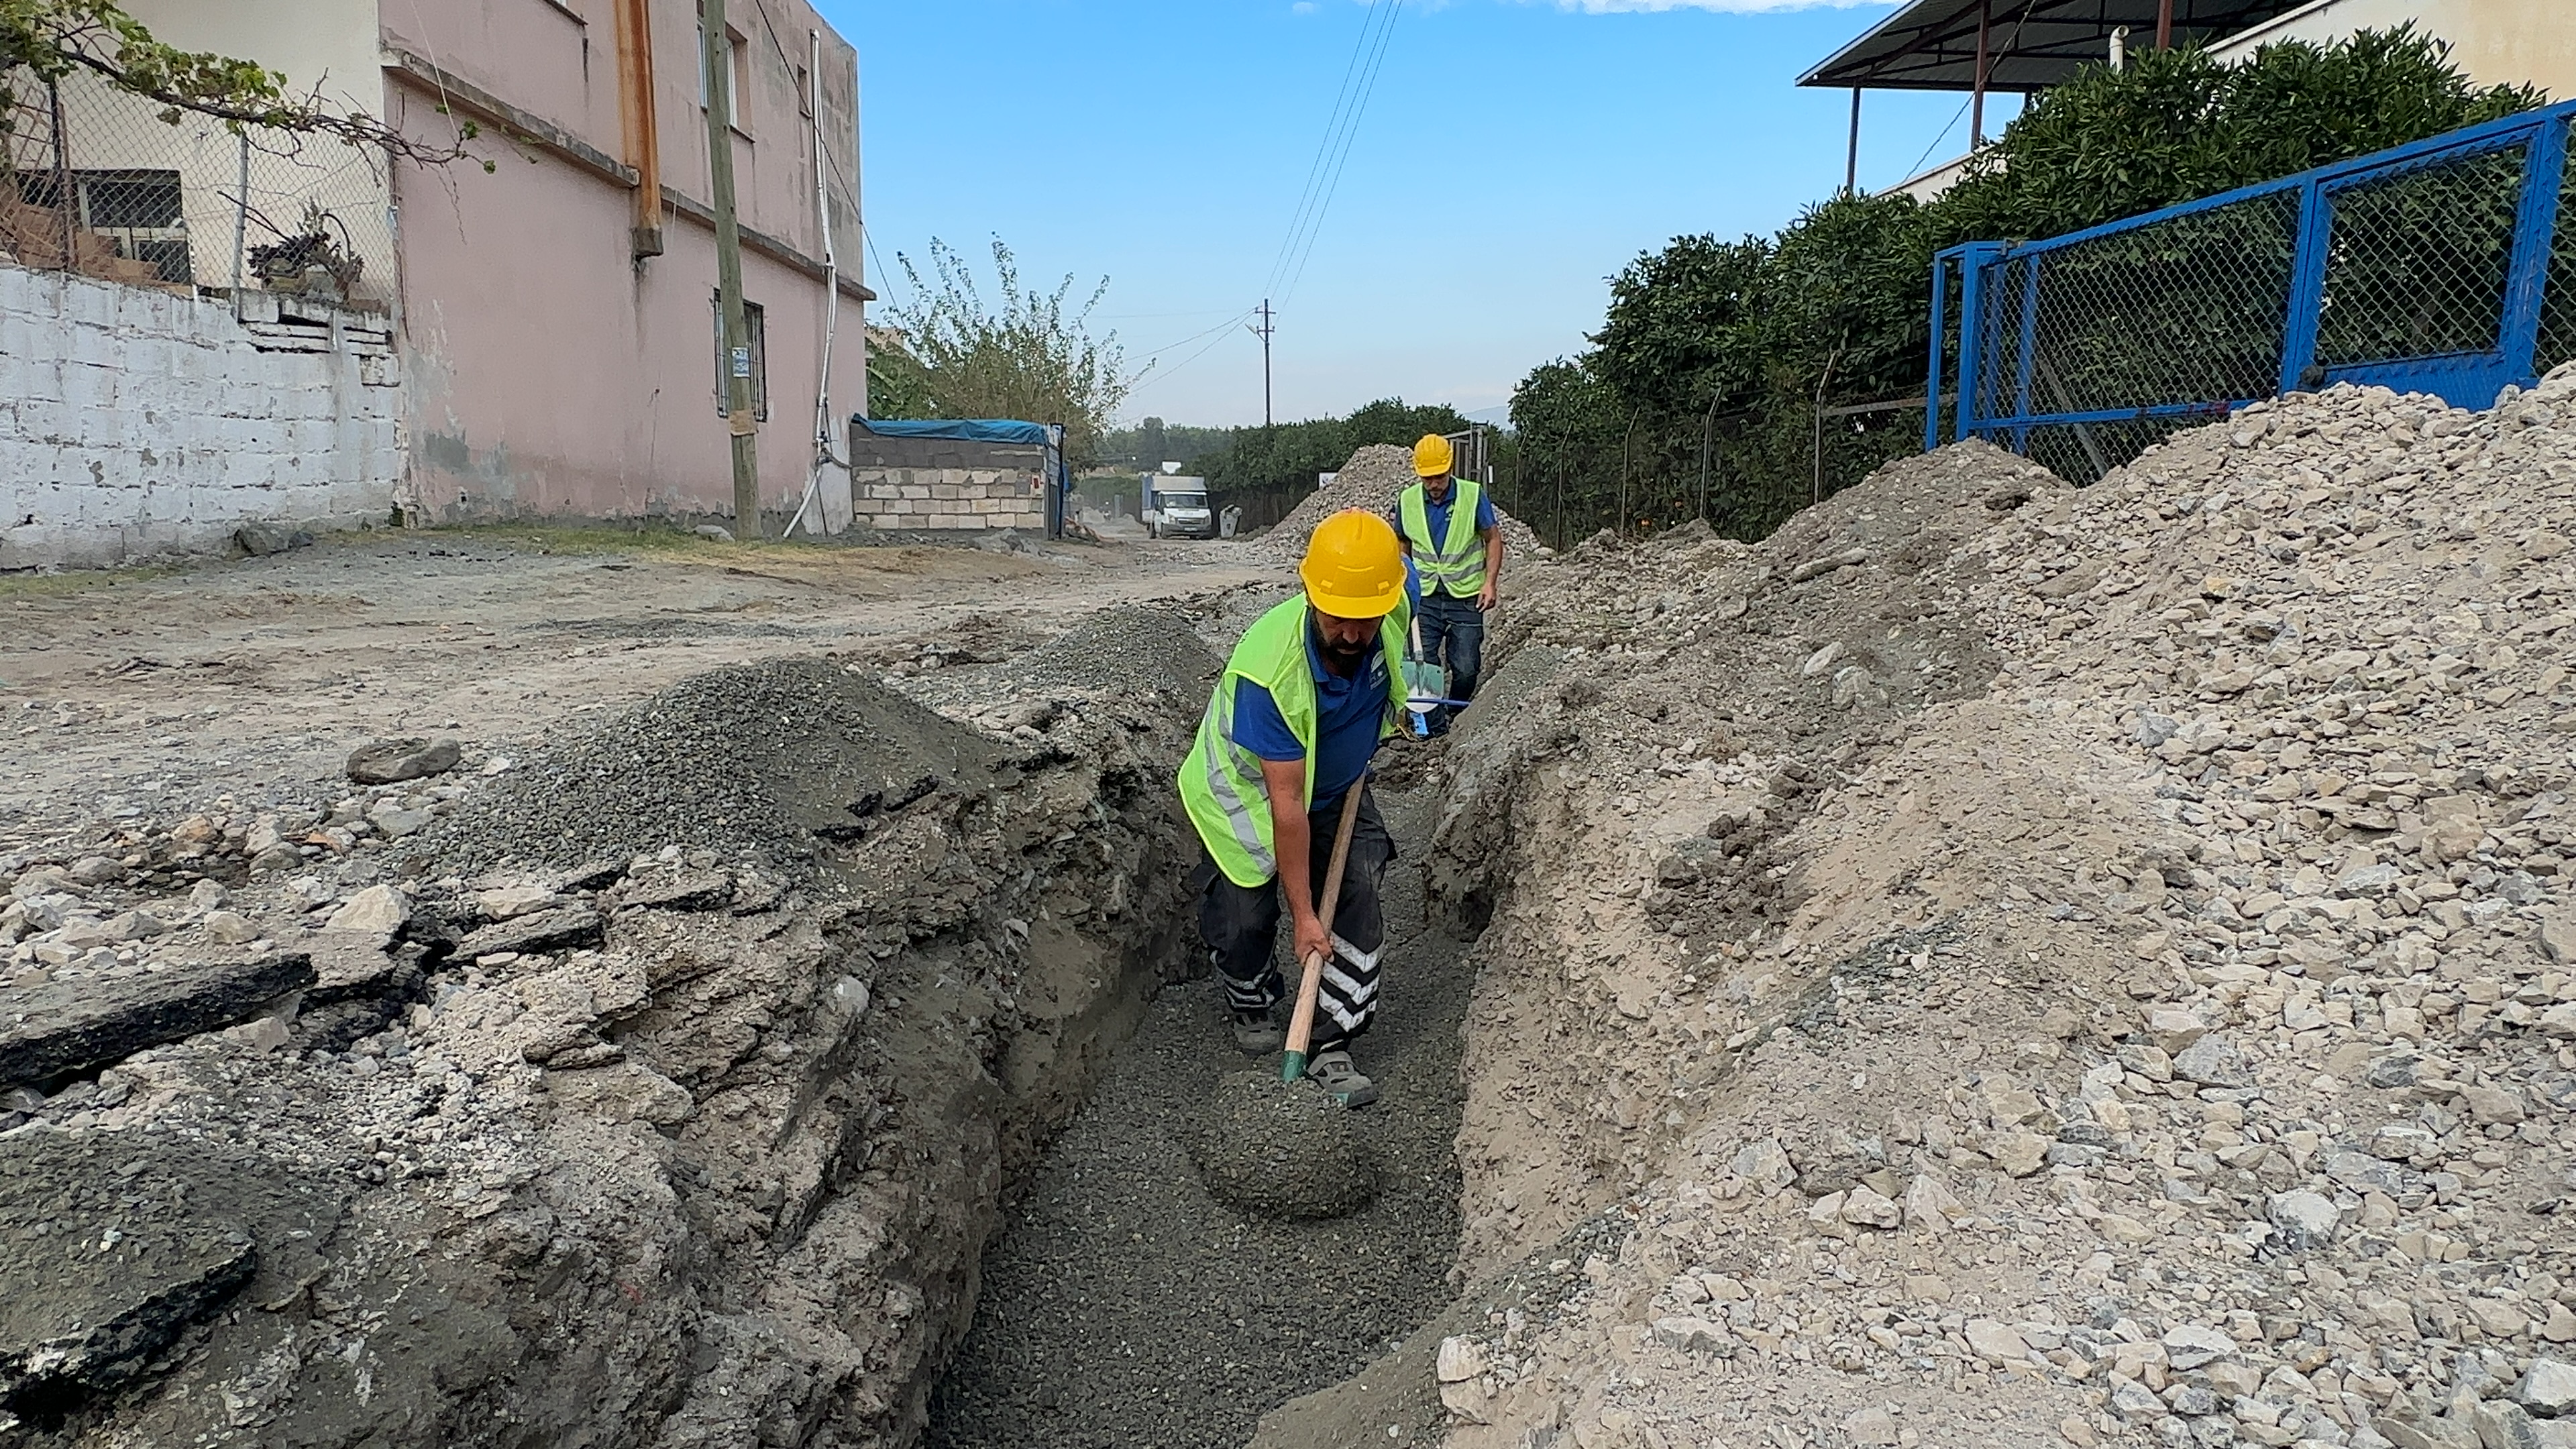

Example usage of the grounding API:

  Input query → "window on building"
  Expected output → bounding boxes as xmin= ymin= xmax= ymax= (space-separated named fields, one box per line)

xmin=711 ymin=293 xmax=768 ymax=421
xmin=695 ymin=25 xmax=746 ymax=127
xmin=15 ymin=168 xmax=192 ymax=284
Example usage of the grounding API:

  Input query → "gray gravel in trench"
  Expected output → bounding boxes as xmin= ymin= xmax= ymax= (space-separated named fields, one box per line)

xmin=925 ymin=784 xmax=1470 ymax=1449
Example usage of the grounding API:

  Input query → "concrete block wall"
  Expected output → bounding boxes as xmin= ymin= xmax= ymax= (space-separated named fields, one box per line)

xmin=0 ymin=264 xmax=403 ymax=570
xmin=851 ymin=466 xmax=1049 ymax=531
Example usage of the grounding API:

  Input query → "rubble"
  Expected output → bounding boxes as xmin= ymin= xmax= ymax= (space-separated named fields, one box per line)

xmin=1254 ymin=443 xmax=1548 ymax=562
xmin=1251 ymin=372 xmax=2576 ymax=1449
xmin=0 ymin=951 xmax=313 ymax=1089
xmin=0 ymin=607 xmax=1211 ymax=1448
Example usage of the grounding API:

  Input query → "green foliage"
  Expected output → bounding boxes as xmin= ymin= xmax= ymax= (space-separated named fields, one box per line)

xmin=1195 ymin=397 xmax=1474 ymax=502
xmin=861 ymin=327 xmax=935 ymax=421
xmin=1 ymin=0 xmax=476 ymax=162
xmin=1519 ymin=25 xmax=2546 ymax=545
xmin=1099 ymin=417 xmax=1232 ymax=471
xmin=883 ymin=237 xmax=1134 ymax=469
xmin=1935 ymin=26 xmax=2544 ymax=245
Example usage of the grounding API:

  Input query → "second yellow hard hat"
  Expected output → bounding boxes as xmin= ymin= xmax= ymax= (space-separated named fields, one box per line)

xmin=1412 ymin=433 xmax=1454 ymax=478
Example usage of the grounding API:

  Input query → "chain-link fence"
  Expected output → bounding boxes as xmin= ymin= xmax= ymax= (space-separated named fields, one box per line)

xmin=1934 ymin=102 xmax=2576 ymax=481
xmin=1 ymin=68 xmax=394 ymax=312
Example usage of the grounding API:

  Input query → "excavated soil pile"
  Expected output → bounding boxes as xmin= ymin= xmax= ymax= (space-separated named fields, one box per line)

xmin=1189 ymin=1070 xmax=1380 ymax=1220
xmin=1258 ymin=443 xmax=1547 ymax=561
xmin=0 ymin=613 xmax=1207 ymax=1448
xmin=416 ymin=657 xmax=1002 ymax=876
xmin=1252 ymin=372 xmax=2576 ymax=1449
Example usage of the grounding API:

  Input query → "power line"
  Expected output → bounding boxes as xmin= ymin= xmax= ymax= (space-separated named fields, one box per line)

xmin=1134 ymin=305 xmax=1260 ymax=362
xmin=1281 ymin=0 xmax=1401 ymax=305
xmin=1260 ymin=0 xmax=1398 ymax=303
xmin=1273 ymin=0 xmax=1403 ymax=307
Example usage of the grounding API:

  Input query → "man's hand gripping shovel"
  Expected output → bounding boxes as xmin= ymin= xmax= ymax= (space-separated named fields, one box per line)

xmin=1281 ymin=772 xmax=1368 ymax=1104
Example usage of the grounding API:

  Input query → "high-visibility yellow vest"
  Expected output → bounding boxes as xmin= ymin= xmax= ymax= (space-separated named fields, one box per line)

xmin=1397 ymin=477 xmax=1490 ymax=598
xmin=1177 ymin=596 xmax=1408 ymax=888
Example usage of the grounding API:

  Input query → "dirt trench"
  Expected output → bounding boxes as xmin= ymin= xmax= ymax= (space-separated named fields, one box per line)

xmin=923 ymin=784 xmax=1475 ymax=1449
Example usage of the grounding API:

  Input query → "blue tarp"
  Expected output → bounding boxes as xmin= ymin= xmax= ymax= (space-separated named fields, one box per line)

xmin=852 ymin=417 xmax=1056 ymax=445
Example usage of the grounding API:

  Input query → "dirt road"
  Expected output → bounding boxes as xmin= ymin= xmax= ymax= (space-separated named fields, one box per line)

xmin=0 ymin=528 xmax=1275 ymax=847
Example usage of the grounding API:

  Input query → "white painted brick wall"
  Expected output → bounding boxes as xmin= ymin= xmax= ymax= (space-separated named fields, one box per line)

xmin=0 ymin=264 xmax=404 ymax=570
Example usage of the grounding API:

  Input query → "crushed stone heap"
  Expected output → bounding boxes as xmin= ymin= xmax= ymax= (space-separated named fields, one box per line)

xmin=415 ymin=657 xmax=1002 ymax=876
xmin=1257 ymin=443 xmax=1547 ymax=563
xmin=1381 ymin=370 xmax=2576 ymax=1449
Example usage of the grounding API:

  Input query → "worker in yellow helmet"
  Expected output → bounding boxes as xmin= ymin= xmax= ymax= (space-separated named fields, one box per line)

xmin=1391 ymin=433 xmax=1502 ymax=736
xmin=1176 ymin=509 xmax=1411 ymax=1106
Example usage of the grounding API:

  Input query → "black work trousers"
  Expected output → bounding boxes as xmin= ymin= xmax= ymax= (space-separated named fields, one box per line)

xmin=1193 ymin=785 xmax=1393 ymax=1054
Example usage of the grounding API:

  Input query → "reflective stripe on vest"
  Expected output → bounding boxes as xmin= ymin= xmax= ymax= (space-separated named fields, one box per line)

xmin=1397 ymin=478 xmax=1488 ymax=597
xmin=1177 ymin=596 xmax=1409 ymax=888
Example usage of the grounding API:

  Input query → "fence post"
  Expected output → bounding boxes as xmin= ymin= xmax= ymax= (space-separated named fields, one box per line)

xmin=2278 ymin=179 xmax=2333 ymax=394
xmin=1923 ymin=253 xmax=1950 ymax=452
xmin=2012 ymin=256 xmax=2041 ymax=455
xmin=47 ymin=80 xmax=74 ymax=275
xmin=231 ymin=129 xmax=250 ymax=299
xmin=2499 ymin=117 xmax=2569 ymax=390
xmin=1953 ymin=243 xmax=1998 ymax=444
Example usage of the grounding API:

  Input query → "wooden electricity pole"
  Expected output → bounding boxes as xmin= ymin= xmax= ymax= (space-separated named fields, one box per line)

xmin=1250 ymin=299 xmax=1275 ymax=429
xmin=702 ymin=0 xmax=760 ymax=537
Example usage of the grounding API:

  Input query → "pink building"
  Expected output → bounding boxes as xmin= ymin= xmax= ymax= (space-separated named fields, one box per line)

xmin=114 ymin=0 xmax=870 ymax=531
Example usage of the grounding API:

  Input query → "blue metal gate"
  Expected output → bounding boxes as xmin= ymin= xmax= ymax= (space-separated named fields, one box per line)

xmin=1927 ymin=100 xmax=2576 ymax=481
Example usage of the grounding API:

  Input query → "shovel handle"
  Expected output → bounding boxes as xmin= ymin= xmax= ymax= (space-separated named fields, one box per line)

xmin=1281 ymin=772 xmax=1368 ymax=1083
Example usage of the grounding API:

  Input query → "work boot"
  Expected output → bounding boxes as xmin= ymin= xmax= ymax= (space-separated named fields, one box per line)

xmin=1231 ymin=1009 xmax=1285 ymax=1056
xmin=1305 ymin=1049 xmax=1379 ymax=1108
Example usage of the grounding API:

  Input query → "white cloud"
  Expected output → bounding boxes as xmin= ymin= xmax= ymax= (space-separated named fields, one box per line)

xmin=1553 ymin=0 xmax=1894 ymax=11
xmin=1292 ymin=1 xmax=1317 ymax=11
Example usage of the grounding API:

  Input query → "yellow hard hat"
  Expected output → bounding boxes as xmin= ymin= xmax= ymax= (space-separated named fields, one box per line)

xmin=1300 ymin=509 xmax=1405 ymax=619
xmin=1412 ymin=433 xmax=1454 ymax=478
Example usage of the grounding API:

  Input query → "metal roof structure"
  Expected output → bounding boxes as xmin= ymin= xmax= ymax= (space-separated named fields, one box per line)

xmin=1799 ymin=0 xmax=2318 ymax=91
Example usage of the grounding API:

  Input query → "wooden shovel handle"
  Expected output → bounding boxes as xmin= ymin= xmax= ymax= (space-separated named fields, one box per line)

xmin=1282 ymin=773 xmax=1368 ymax=1076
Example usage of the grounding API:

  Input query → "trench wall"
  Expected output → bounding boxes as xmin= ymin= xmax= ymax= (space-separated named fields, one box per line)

xmin=0 ymin=264 xmax=402 ymax=570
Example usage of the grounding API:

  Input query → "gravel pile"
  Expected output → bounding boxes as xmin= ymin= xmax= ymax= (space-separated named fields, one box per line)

xmin=415 ymin=657 xmax=1000 ymax=875
xmin=1257 ymin=443 xmax=1547 ymax=564
xmin=1015 ymin=604 xmax=1223 ymax=700
xmin=1411 ymin=369 xmax=2576 ymax=1449
xmin=1187 ymin=1070 xmax=1379 ymax=1220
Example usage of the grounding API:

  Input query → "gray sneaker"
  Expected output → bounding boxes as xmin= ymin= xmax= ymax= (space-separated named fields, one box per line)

xmin=1231 ymin=1010 xmax=1285 ymax=1056
xmin=1306 ymin=1049 xmax=1379 ymax=1108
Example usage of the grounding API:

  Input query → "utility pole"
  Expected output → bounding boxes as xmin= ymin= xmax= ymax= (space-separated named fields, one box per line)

xmin=1844 ymin=88 xmax=1862 ymax=196
xmin=1250 ymin=299 xmax=1275 ymax=429
xmin=702 ymin=0 xmax=760 ymax=537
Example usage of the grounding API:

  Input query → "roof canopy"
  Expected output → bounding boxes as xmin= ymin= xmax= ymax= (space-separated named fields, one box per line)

xmin=1799 ymin=0 xmax=2314 ymax=91
xmin=852 ymin=418 xmax=1059 ymax=446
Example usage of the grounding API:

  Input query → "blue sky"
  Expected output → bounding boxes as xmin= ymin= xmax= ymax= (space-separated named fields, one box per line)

xmin=824 ymin=0 xmax=2018 ymax=428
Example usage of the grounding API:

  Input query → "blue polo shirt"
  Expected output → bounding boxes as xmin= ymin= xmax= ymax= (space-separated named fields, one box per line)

xmin=1231 ymin=616 xmax=1388 ymax=811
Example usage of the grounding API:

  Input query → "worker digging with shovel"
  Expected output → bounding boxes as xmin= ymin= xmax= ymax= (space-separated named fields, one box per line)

xmin=1178 ymin=509 xmax=1413 ymax=1108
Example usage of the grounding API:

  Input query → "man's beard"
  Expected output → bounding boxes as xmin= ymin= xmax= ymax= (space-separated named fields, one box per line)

xmin=1320 ymin=635 xmax=1368 ymax=668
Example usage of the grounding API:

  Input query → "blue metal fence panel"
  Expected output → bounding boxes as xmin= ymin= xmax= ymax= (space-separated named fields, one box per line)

xmin=1929 ymin=99 xmax=2576 ymax=482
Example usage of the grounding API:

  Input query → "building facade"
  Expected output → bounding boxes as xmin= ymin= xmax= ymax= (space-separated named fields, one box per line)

xmin=9 ymin=0 xmax=866 ymax=546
